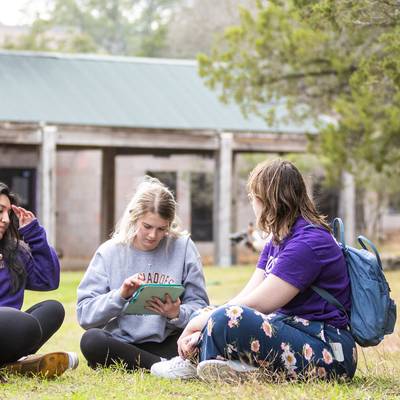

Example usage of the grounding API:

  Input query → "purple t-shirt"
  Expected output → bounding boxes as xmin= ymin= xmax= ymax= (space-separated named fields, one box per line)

xmin=257 ymin=216 xmax=351 ymax=329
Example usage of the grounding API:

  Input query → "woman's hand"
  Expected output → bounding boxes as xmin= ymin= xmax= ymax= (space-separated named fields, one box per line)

xmin=177 ymin=331 xmax=201 ymax=360
xmin=176 ymin=309 xmax=215 ymax=358
xmin=145 ymin=294 xmax=181 ymax=319
xmin=12 ymin=205 xmax=35 ymax=228
xmin=120 ymin=273 xmax=145 ymax=299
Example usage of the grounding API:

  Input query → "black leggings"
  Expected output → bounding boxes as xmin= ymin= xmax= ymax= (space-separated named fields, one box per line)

xmin=0 ymin=300 xmax=65 ymax=365
xmin=80 ymin=328 xmax=181 ymax=371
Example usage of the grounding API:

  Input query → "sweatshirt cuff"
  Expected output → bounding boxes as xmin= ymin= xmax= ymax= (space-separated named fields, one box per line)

xmin=18 ymin=218 xmax=41 ymax=238
xmin=167 ymin=307 xmax=188 ymax=329
xmin=111 ymin=289 xmax=130 ymax=308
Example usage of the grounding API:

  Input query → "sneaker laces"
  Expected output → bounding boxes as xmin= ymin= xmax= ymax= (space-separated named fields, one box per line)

xmin=166 ymin=356 xmax=192 ymax=371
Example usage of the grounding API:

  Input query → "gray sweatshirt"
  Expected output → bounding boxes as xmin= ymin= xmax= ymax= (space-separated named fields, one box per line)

xmin=77 ymin=235 xmax=209 ymax=344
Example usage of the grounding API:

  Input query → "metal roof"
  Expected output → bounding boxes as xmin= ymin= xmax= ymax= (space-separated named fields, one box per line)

xmin=0 ymin=51 xmax=314 ymax=133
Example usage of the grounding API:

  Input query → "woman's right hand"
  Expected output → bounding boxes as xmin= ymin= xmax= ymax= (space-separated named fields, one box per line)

xmin=120 ymin=273 xmax=145 ymax=299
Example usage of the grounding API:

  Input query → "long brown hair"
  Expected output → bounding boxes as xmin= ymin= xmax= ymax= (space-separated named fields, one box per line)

xmin=0 ymin=182 xmax=27 ymax=293
xmin=247 ymin=159 xmax=331 ymax=244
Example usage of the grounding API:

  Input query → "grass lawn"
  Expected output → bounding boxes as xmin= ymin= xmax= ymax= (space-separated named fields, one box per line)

xmin=0 ymin=267 xmax=399 ymax=400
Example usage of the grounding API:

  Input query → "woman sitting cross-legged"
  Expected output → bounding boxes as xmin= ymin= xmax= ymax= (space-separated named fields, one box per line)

xmin=151 ymin=159 xmax=357 ymax=381
xmin=77 ymin=176 xmax=209 ymax=372
xmin=0 ymin=183 xmax=78 ymax=379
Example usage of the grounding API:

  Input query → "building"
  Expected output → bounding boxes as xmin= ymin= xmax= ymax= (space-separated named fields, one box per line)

xmin=0 ymin=50 xmax=362 ymax=267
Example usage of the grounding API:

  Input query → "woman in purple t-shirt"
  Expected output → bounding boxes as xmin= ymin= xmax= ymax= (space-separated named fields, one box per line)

xmin=151 ymin=159 xmax=357 ymax=381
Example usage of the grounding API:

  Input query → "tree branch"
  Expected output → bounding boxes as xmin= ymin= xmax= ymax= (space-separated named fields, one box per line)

xmin=260 ymin=66 xmax=357 ymax=85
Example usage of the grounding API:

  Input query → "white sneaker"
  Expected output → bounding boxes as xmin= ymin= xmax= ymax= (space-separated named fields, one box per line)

xmin=197 ymin=359 xmax=257 ymax=382
xmin=150 ymin=356 xmax=197 ymax=379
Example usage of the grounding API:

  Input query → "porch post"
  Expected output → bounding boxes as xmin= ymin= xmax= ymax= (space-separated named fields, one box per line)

xmin=339 ymin=171 xmax=356 ymax=245
xmin=38 ymin=125 xmax=57 ymax=245
xmin=213 ymin=132 xmax=233 ymax=266
xmin=100 ymin=148 xmax=116 ymax=241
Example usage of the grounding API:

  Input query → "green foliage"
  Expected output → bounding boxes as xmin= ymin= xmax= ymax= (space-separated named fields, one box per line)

xmin=3 ymin=0 xmax=178 ymax=57
xmin=198 ymin=0 xmax=400 ymax=188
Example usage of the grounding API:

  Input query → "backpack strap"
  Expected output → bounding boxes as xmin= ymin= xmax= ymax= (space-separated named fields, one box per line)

xmin=308 ymin=219 xmax=350 ymax=321
xmin=310 ymin=285 xmax=349 ymax=320
xmin=332 ymin=217 xmax=346 ymax=247
xmin=358 ymin=235 xmax=383 ymax=269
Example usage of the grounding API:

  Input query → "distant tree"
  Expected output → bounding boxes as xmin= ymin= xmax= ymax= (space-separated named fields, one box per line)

xmin=198 ymin=0 xmax=400 ymax=185
xmin=162 ymin=0 xmax=254 ymax=59
xmin=3 ymin=0 xmax=178 ymax=56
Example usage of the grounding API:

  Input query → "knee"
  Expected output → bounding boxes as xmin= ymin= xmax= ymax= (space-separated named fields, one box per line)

xmin=43 ymin=300 xmax=65 ymax=328
xmin=80 ymin=329 xmax=109 ymax=366
xmin=208 ymin=305 xmax=259 ymax=334
xmin=211 ymin=304 xmax=254 ymax=323
xmin=0 ymin=307 xmax=42 ymax=349
xmin=206 ymin=305 xmax=238 ymax=334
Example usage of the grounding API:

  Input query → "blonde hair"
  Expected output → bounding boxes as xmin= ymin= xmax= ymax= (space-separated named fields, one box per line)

xmin=113 ymin=176 xmax=182 ymax=245
xmin=247 ymin=159 xmax=331 ymax=244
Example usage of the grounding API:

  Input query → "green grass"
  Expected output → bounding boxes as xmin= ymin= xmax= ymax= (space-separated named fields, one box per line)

xmin=0 ymin=267 xmax=399 ymax=400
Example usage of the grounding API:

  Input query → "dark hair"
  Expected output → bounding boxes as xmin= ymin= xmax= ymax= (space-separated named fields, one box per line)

xmin=0 ymin=182 xmax=27 ymax=293
xmin=247 ymin=159 xmax=331 ymax=244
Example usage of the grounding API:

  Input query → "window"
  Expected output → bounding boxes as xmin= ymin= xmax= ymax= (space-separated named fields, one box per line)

xmin=0 ymin=168 xmax=36 ymax=212
xmin=191 ymin=172 xmax=213 ymax=241
xmin=146 ymin=171 xmax=177 ymax=197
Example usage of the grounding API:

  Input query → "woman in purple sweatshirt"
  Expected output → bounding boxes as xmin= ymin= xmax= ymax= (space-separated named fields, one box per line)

xmin=0 ymin=182 xmax=77 ymax=379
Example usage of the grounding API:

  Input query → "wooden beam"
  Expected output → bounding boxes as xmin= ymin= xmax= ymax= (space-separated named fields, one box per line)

xmin=0 ymin=128 xmax=41 ymax=144
xmin=0 ymin=122 xmax=310 ymax=154
xmin=232 ymin=132 xmax=309 ymax=153
xmin=100 ymin=148 xmax=116 ymax=242
xmin=56 ymin=128 xmax=219 ymax=151
xmin=38 ymin=125 xmax=57 ymax=245
xmin=214 ymin=132 xmax=233 ymax=267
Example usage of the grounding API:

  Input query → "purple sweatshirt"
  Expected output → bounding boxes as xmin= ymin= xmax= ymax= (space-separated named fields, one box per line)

xmin=257 ymin=216 xmax=351 ymax=329
xmin=0 ymin=219 xmax=60 ymax=309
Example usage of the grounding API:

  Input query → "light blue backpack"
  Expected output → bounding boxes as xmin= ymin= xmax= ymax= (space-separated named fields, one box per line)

xmin=311 ymin=217 xmax=397 ymax=347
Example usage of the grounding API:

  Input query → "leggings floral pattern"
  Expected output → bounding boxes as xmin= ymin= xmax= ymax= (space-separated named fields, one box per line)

xmin=196 ymin=305 xmax=357 ymax=380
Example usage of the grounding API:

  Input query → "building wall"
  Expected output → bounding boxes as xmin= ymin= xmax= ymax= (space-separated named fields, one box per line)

xmin=56 ymin=150 xmax=102 ymax=266
xmin=56 ymin=151 xmax=219 ymax=268
xmin=3 ymin=146 xmax=400 ymax=268
xmin=0 ymin=146 xmax=38 ymax=168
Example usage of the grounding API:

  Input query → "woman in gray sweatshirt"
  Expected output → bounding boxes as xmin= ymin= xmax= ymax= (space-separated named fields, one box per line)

xmin=77 ymin=176 xmax=209 ymax=371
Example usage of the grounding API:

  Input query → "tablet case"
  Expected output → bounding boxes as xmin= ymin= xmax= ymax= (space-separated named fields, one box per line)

xmin=123 ymin=283 xmax=185 ymax=315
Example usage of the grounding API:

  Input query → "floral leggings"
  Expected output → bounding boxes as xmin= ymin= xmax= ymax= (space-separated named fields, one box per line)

xmin=196 ymin=305 xmax=357 ymax=380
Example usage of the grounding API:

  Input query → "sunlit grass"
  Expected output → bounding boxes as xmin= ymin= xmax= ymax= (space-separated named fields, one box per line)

xmin=0 ymin=268 xmax=398 ymax=400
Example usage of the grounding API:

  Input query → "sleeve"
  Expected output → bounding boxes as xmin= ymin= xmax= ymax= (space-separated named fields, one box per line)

xmin=167 ymin=238 xmax=210 ymax=329
xmin=76 ymin=250 xmax=129 ymax=330
xmin=270 ymin=240 xmax=321 ymax=292
xmin=19 ymin=219 xmax=60 ymax=291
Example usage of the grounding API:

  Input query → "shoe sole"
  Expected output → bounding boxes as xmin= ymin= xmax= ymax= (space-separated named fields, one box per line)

xmin=6 ymin=352 xmax=70 ymax=378
xmin=197 ymin=360 xmax=248 ymax=383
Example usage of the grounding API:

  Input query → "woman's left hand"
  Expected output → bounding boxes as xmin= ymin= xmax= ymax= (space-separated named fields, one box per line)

xmin=145 ymin=294 xmax=181 ymax=319
xmin=178 ymin=331 xmax=201 ymax=360
xmin=12 ymin=205 xmax=35 ymax=228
